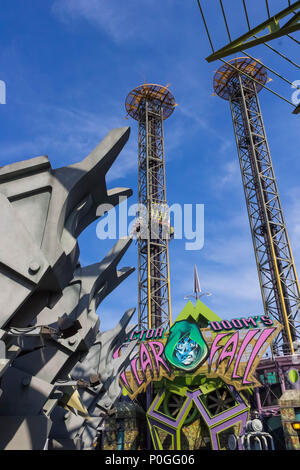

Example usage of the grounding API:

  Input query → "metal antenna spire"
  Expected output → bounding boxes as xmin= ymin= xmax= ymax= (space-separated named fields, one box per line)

xmin=185 ymin=265 xmax=212 ymax=301
xmin=194 ymin=264 xmax=201 ymax=300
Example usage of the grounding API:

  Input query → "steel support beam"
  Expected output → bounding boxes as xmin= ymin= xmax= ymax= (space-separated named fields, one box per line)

xmin=227 ymin=71 xmax=300 ymax=354
xmin=137 ymin=100 xmax=172 ymax=330
xmin=206 ymin=1 xmax=300 ymax=63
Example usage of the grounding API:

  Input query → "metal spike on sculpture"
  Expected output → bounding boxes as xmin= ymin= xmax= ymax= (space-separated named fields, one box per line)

xmin=0 ymin=126 xmax=137 ymax=450
xmin=125 ymin=84 xmax=176 ymax=330
xmin=213 ymin=57 xmax=300 ymax=355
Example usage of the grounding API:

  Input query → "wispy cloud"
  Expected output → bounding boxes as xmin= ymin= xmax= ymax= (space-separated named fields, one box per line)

xmin=0 ymin=102 xmax=136 ymax=181
xmin=203 ymin=234 xmax=253 ymax=267
xmin=169 ymin=184 xmax=300 ymax=320
xmin=170 ymin=252 xmax=262 ymax=320
xmin=51 ymin=0 xmax=177 ymax=44
xmin=212 ymin=159 xmax=240 ymax=191
xmin=52 ymin=0 xmax=130 ymax=42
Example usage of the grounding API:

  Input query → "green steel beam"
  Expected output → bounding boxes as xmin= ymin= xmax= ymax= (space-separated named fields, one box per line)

xmin=206 ymin=1 xmax=300 ymax=63
xmin=293 ymin=103 xmax=300 ymax=114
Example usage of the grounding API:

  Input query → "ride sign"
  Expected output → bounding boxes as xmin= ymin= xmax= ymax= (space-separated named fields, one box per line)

xmin=115 ymin=314 xmax=282 ymax=399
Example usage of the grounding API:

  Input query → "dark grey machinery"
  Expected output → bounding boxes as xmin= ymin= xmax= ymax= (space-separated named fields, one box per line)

xmin=0 ymin=126 xmax=137 ymax=449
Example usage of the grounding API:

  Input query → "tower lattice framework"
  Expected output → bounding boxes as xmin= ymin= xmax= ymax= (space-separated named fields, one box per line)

xmin=214 ymin=58 xmax=300 ymax=355
xmin=125 ymin=84 xmax=176 ymax=330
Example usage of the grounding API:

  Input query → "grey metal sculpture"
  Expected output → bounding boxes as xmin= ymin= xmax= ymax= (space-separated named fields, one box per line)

xmin=0 ymin=126 xmax=136 ymax=450
xmin=48 ymin=308 xmax=138 ymax=450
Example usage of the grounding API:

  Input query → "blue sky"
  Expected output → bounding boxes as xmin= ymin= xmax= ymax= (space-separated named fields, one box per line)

xmin=0 ymin=0 xmax=299 ymax=331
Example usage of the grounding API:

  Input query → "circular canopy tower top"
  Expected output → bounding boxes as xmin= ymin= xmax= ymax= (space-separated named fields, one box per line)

xmin=213 ymin=57 xmax=268 ymax=100
xmin=125 ymin=83 xmax=176 ymax=120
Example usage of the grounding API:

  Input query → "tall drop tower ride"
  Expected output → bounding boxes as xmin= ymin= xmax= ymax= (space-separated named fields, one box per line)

xmin=214 ymin=57 xmax=300 ymax=355
xmin=125 ymin=84 xmax=176 ymax=330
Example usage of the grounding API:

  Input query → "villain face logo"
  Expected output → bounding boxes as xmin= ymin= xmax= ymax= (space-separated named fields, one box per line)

xmin=164 ymin=320 xmax=209 ymax=371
